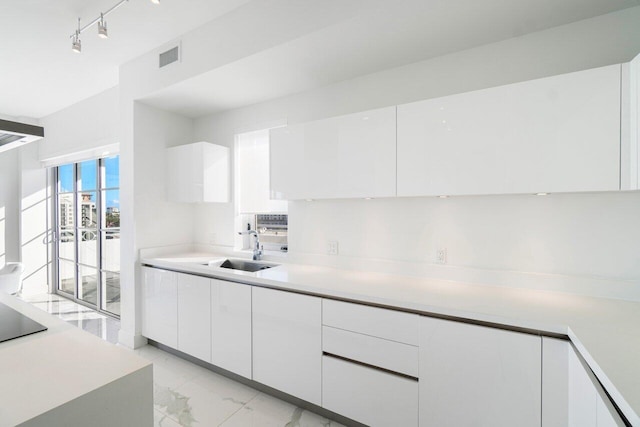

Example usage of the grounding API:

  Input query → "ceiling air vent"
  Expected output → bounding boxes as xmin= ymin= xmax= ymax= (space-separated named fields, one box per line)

xmin=159 ymin=45 xmax=180 ymax=68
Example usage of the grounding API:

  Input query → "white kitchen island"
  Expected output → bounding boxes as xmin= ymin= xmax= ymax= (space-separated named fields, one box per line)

xmin=0 ymin=292 xmax=153 ymax=427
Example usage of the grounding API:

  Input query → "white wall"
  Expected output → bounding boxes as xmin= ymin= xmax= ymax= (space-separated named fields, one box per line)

xmin=20 ymin=141 xmax=50 ymax=295
xmin=0 ymin=149 xmax=20 ymax=267
xmin=192 ymin=7 xmax=640 ymax=286
xmin=117 ymin=101 xmax=195 ymax=348
xmin=39 ymin=87 xmax=118 ymax=161
xmin=132 ymin=102 xmax=195 ymax=250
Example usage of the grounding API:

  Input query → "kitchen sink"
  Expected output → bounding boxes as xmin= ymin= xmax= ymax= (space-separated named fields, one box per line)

xmin=215 ymin=259 xmax=278 ymax=272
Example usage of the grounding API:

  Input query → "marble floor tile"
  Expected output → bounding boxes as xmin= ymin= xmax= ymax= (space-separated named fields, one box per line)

xmin=19 ymin=292 xmax=120 ymax=344
xmin=155 ymin=409 xmax=182 ymax=427
xmin=219 ymin=393 xmax=344 ymax=427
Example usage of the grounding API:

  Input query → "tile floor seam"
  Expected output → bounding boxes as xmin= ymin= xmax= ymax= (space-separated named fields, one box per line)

xmin=216 ymin=392 xmax=262 ymax=426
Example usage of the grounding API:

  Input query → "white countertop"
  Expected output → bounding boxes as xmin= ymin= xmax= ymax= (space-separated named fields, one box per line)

xmin=142 ymin=252 xmax=640 ymax=425
xmin=0 ymin=293 xmax=151 ymax=427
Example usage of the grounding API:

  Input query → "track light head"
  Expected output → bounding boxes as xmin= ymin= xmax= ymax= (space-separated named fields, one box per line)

xmin=72 ymin=32 xmax=82 ymax=53
xmin=98 ymin=14 xmax=108 ymax=38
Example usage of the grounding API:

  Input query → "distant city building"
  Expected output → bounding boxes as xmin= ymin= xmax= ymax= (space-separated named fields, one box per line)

xmin=59 ymin=193 xmax=96 ymax=229
xmin=106 ymin=207 xmax=120 ymax=215
xmin=80 ymin=193 xmax=97 ymax=227
xmin=59 ymin=194 xmax=74 ymax=227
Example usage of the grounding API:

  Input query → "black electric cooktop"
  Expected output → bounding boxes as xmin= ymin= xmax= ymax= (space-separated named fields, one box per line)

xmin=0 ymin=302 xmax=47 ymax=344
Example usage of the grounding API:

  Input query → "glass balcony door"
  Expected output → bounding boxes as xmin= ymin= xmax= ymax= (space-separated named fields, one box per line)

xmin=54 ymin=156 xmax=120 ymax=317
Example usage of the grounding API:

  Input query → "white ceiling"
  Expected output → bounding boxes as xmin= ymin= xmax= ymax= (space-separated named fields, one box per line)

xmin=0 ymin=0 xmax=251 ymax=120
xmin=2 ymin=0 xmax=639 ymax=120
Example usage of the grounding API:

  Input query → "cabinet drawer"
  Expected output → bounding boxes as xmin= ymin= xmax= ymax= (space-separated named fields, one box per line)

xmin=323 ymin=326 xmax=418 ymax=377
xmin=322 ymin=299 xmax=419 ymax=345
xmin=322 ymin=355 xmax=418 ymax=427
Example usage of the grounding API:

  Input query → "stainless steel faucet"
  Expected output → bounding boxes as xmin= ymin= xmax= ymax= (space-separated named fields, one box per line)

xmin=238 ymin=229 xmax=262 ymax=260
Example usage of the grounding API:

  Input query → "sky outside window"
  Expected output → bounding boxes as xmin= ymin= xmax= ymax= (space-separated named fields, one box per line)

xmin=58 ymin=157 xmax=119 ymax=208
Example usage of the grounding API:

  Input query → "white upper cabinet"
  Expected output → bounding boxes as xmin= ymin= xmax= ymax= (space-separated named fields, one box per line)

xmin=270 ymin=107 xmax=397 ymax=200
xmin=167 ymin=141 xmax=230 ymax=203
xmin=397 ymin=65 xmax=622 ymax=196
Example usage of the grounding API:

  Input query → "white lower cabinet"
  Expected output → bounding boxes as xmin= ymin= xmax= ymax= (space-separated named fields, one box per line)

xmin=141 ymin=267 xmax=178 ymax=348
xmin=322 ymin=355 xmax=418 ymax=427
xmin=177 ymin=273 xmax=211 ymax=362
xmin=542 ymin=337 xmax=569 ymax=427
xmin=419 ymin=316 xmax=542 ymax=427
xmin=211 ymin=279 xmax=252 ymax=378
xmin=252 ymin=287 xmax=322 ymax=405
xmin=568 ymin=343 xmax=625 ymax=427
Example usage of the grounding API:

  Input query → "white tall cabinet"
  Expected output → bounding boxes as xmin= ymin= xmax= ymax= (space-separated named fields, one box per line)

xmin=211 ymin=279 xmax=252 ymax=378
xmin=252 ymin=287 xmax=322 ymax=405
xmin=177 ymin=273 xmax=211 ymax=362
xmin=141 ymin=267 xmax=178 ymax=348
xmin=419 ymin=316 xmax=542 ymax=427
xmin=269 ymin=106 xmax=397 ymax=200
xmin=397 ymin=64 xmax=622 ymax=196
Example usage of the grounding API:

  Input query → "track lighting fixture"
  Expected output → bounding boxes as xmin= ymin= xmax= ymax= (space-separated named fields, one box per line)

xmin=72 ymin=31 xmax=82 ymax=53
xmin=98 ymin=14 xmax=108 ymax=39
xmin=70 ymin=0 xmax=159 ymax=52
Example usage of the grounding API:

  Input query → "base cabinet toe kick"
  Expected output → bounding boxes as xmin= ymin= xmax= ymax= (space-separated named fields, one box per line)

xmin=141 ymin=266 xmax=630 ymax=426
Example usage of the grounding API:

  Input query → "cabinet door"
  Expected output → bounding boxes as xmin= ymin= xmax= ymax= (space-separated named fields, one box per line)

xmin=252 ymin=287 xmax=321 ymax=405
xmin=568 ymin=345 xmax=597 ymax=427
xmin=322 ymin=355 xmax=418 ymax=427
xmin=177 ymin=273 xmax=211 ymax=362
xmin=211 ymin=279 xmax=252 ymax=378
xmin=419 ymin=316 xmax=541 ymax=427
xmin=568 ymin=345 xmax=626 ymax=427
xmin=167 ymin=143 xmax=202 ymax=203
xmin=270 ymin=107 xmax=397 ymax=200
xmin=398 ymin=64 xmax=621 ymax=196
xmin=167 ymin=142 xmax=229 ymax=203
xmin=141 ymin=267 xmax=178 ymax=348
xmin=542 ymin=337 xmax=569 ymax=427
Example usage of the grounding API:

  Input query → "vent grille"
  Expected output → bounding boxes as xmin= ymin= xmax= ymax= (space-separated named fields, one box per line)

xmin=0 ymin=133 xmax=23 ymax=146
xmin=159 ymin=46 xmax=179 ymax=68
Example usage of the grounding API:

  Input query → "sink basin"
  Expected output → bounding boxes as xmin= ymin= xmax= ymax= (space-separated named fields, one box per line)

xmin=216 ymin=259 xmax=278 ymax=273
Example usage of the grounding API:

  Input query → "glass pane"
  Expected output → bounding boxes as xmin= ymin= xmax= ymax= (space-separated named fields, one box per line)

xmin=101 ymin=229 xmax=120 ymax=272
xmin=58 ymin=228 xmax=75 ymax=260
xmin=58 ymin=193 xmax=74 ymax=228
xmin=103 ymin=156 xmax=119 ymax=189
xmin=58 ymin=259 xmax=75 ymax=295
xmin=78 ymin=160 xmax=97 ymax=191
xmin=78 ymin=228 xmax=98 ymax=267
xmin=78 ymin=191 xmax=97 ymax=228
xmin=78 ymin=266 xmax=98 ymax=305
xmin=102 ymin=271 xmax=120 ymax=316
xmin=58 ymin=164 xmax=74 ymax=193
xmin=103 ymin=190 xmax=120 ymax=228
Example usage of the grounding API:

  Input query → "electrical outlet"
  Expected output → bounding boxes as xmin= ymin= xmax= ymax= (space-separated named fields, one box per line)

xmin=436 ymin=247 xmax=447 ymax=264
xmin=327 ymin=240 xmax=339 ymax=255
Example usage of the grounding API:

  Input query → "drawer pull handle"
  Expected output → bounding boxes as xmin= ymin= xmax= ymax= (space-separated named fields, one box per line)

xmin=323 ymin=352 xmax=419 ymax=382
